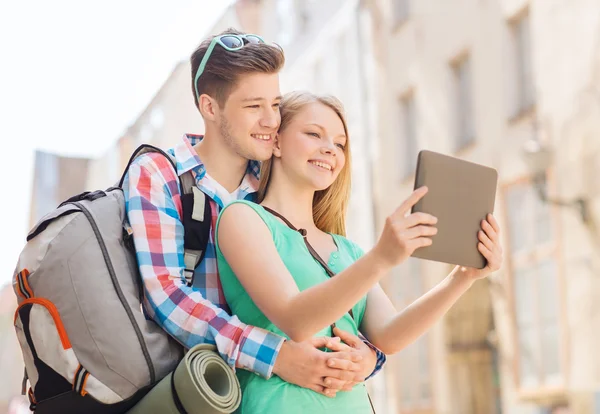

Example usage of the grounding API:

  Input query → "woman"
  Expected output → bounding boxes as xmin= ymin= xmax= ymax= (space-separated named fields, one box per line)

xmin=215 ymin=91 xmax=503 ymax=413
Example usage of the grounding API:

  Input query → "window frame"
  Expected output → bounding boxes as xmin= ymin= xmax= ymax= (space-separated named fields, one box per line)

xmin=450 ymin=52 xmax=476 ymax=152
xmin=399 ymin=90 xmax=419 ymax=181
xmin=508 ymin=8 xmax=536 ymax=121
xmin=501 ymin=174 xmax=569 ymax=400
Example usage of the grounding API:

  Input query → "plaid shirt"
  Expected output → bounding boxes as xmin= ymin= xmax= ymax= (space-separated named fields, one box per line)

xmin=123 ymin=134 xmax=386 ymax=379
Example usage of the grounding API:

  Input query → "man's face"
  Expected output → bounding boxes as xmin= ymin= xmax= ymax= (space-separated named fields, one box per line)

xmin=217 ymin=72 xmax=281 ymax=162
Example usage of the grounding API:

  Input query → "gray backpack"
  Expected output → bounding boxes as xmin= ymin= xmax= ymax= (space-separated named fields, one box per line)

xmin=13 ymin=144 xmax=212 ymax=414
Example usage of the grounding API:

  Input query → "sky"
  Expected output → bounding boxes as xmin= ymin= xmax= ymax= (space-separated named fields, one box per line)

xmin=0 ymin=0 xmax=233 ymax=286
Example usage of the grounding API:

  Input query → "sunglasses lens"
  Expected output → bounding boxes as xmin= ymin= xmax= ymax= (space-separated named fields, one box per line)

xmin=245 ymin=35 xmax=263 ymax=44
xmin=221 ymin=36 xmax=243 ymax=49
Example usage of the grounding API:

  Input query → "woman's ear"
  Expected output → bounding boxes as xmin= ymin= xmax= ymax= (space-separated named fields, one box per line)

xmin=272 ymin=134 xmax=282 ymax=157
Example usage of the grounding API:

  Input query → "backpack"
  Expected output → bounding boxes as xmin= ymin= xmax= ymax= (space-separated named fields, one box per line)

xmin=12 ymin=144 xmax=212 ymax=414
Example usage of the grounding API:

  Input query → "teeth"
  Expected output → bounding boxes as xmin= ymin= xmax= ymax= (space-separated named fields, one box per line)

xmin=252 ymin=134 xmax=271 ymax=141
xmin=310 ymin=161 xmax=332 ymax=171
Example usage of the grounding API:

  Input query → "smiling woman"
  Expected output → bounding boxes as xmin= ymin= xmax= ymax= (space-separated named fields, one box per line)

xmin=258 ymin=91 xmax=352 ymax=236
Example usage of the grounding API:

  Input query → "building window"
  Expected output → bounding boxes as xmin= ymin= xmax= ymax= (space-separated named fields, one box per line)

xmin=510 ymin=11 xmax=535 ymax=117
xmin=400 ymin=93 xmax=418 ymax=179
xmin=393 ymin=0 xmax=410 ymax=26
xmin=451 ymin=54 xmax=475 ymax=150
xmin=394 ymin=258 xmax=433 ymax=411
xmin=506 ymin=181 xmax=562 ymax=389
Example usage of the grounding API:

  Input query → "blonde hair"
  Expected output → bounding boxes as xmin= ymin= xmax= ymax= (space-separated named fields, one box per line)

xmin=257 ymin=91 xmax=352 ymax=236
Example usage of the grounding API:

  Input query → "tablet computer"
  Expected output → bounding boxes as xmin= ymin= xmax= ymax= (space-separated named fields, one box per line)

xmin=411 ymin=150 xmax=498 ymax=269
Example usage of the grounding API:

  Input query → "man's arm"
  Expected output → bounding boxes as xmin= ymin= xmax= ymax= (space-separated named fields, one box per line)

xmin=123 ymin=153 xmax=284 ymax=378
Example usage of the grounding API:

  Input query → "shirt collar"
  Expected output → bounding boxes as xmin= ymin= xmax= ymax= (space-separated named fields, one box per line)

xmin=168 ymin=133 xmax=261 ymax=195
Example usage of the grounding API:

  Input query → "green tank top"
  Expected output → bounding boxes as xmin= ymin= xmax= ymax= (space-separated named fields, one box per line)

xmin=215 ymin=200 xmax=373 ymax=413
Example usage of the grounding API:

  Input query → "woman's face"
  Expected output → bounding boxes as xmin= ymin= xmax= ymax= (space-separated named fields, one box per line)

xmin=274 ymin=102 xmax=347 ymax=191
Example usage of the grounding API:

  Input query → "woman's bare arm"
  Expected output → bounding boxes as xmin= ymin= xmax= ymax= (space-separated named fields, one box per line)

xmin=218 ymin=203 xmax=390 ymax=342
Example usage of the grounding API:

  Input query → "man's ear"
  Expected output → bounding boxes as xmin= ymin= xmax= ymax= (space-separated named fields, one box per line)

xmin=198 ymin=94 xmax=218 ymax=121
xmin=272 ymin=134 xmax=282 ymax=157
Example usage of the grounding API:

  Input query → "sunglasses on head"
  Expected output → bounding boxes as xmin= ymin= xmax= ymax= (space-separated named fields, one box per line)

xmin=194 ymin=34 xmax=266 ymax=100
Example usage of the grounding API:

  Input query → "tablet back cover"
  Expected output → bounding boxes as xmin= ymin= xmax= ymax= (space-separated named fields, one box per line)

xmin=411 ymin=150 xmax=498 ymax=269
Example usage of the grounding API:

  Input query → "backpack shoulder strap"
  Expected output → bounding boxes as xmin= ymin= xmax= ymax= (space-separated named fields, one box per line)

xmin=119 ymin=144 xmax=212 ymax=287
xmin=180 ymin=185 xmax=211 ymax=286
xmin=118 ymin=144 xmax=177 ymax=188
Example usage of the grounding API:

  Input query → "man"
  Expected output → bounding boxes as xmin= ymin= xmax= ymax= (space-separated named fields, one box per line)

xmin=123 ymin=28 xmax=386 ymax=397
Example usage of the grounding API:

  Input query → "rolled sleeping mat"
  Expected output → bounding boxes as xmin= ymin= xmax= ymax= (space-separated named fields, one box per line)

xmin=127 ymin=344 xmax=241 ymax=414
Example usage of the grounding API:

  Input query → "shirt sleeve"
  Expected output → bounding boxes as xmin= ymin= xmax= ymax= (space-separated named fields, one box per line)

xmin=122 ymin=152 xmax=284 ymax=378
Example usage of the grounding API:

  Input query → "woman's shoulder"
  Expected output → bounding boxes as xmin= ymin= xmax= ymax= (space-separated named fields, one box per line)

xmin=221 ymin=199 xmax=262 ymax=213
xmin=217 ymin=200 xmax=279 ymax=237
xmin=218 ymin=200 xmax=271 ymax=224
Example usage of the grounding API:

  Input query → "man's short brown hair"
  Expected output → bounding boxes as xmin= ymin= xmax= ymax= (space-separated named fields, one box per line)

xmin=190 ymin=28 xmax=285 ymax=109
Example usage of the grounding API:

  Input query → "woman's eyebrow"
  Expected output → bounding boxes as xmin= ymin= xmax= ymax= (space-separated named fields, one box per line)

xmin=307 ymin=123 xmax=325 ymax=132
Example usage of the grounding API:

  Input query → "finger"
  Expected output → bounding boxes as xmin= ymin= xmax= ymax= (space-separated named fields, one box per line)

xmin=308 ymin=384 xmax=326 ymax=395
xmin=478 ymin=230 xmax=495 ymax=252
xmin=328 ymin=350 xmax=363 ymax=364
xmin=325 ymin=339 xmax=354 ymax=353
xmin=323 ymin=388 xmax=337 ymax=398
xmin=403 ymin=225 xmax=438 ymax=240
xmin=478 ymin=242 xmax=493 ymax=260
xmin=309 ymin=336 xmax=338 ymax=349
xmin=326 ymin=357 xmax=362 ymax=372
xmin=402 ymin=212 xmax=438 ymax=228
xmin=395 ymin=186 xmax=428 ymax=217
xmin=487 ymin=213 xmax=501 ymax=234
xmin=344 ymin=381 xmax=360 ymax=390
xmin=323 ymin=367 xmax=363 ymax=382
xmin=311 ymin=385 xmax=336 ymax=398
xmin=408 ymin=237 xmax=433 ymax=250
xmin=321 ymin=377 xmax=348 ymax=391
xmin=332 ymin=327 xmax=360 ymax=348
xmin=342 ymin=383 xmax=355 ymax=392
xmin=481 ymin=219 xmax=499 ymax=243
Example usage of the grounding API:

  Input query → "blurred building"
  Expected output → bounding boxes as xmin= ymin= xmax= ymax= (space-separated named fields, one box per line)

xmin=86 ymin=60 xmax=204 ymax=190
xmin=28 ymin=151 xmax=90 ymax=227
xmin=367 ymin=0 xmax=600 ymax=413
